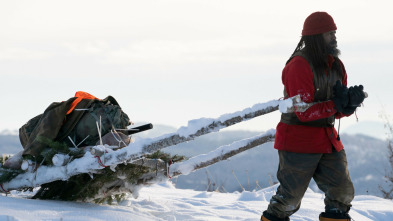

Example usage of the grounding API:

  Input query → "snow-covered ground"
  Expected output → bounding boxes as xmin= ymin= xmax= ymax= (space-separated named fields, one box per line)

xmin=1 ymin=181 xmax=393 ymax=221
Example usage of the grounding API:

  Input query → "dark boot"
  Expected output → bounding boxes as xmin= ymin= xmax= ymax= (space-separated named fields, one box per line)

xmin=261 ymin=211 xmax=290 ymax=221
xmin=319 ymin=212 xmax=351 ymax=221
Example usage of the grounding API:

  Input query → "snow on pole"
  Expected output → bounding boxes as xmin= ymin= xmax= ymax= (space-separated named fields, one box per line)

xmin=52 ymin=154 xmax=71 ymax=167
xmin=98 ymin=97 xmax=286 ymax=167
xmin=138 ymin=100 xmax=281 ymax=155
xmin=279 ymin=95 xmax=313 ymax=113
xmin=169 ymin=129 xmax=276 ymax=177
xmin=135 ymin=96 xmax=307 ymax=156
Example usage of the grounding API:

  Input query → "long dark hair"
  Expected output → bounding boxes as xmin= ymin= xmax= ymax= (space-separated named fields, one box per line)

xmin=291 ymin=34 xmax=343 ymax=77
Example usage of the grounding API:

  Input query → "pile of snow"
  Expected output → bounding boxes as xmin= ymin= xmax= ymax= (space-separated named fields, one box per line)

xmin=1 ymin=181 xmax=393 ymax=221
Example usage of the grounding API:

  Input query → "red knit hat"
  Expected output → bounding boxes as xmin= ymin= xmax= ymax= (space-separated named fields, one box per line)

xmin=302 ymin=12 xmax=337 ymax=36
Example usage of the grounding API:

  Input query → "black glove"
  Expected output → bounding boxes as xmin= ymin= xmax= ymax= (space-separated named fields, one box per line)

xmin=341 ymin=105 xmax=357 ymax=115
xmin=332 ymin=80 xmax=349 ymax=113
xmin=348 ymin=85 xmax=365 ymax=107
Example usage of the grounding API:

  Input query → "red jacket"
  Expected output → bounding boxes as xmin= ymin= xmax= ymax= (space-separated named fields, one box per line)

xmin=274 ymin=55 xmax=349 ymax=153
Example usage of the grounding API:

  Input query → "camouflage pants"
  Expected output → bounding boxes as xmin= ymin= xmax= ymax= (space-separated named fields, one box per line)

xmin=266 ymin=149 xmax=354 ymax=219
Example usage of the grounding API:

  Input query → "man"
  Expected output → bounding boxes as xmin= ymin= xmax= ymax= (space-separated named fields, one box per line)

xmin=261 ymin=12 xmax=365 ymax=221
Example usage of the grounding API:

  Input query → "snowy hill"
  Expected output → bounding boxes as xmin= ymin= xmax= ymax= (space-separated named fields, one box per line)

xmin=1 ymin=181 xmax=393 ymax=221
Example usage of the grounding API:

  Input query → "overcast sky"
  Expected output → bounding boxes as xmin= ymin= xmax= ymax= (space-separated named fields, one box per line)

xmin=1 ymin=0 xmax=392 ymax=138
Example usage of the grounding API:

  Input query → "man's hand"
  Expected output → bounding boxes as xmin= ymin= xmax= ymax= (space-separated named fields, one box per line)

xmin=348 ymin=85 xmax=365 ymax=107
xmin=332 ymin=80 xmax=349 ymax=113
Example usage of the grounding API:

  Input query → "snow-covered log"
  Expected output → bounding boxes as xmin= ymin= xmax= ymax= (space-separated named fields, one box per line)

xmin=169 ymin=129 xmax=276 ymax=177
xmin=131 ymin=130 xmax=275 ymax=181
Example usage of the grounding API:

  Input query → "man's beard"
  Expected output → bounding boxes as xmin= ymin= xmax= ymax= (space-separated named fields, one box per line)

xmin=327 ymin=40 xmax=341 ymax=57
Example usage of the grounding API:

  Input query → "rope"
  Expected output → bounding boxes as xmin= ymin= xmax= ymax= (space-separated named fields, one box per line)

xmin=337 ymin=118 xmax=341 ymax=141
xmin=0 ymin=184 xmax=8 ymax=193
xmin=94 ymin=156 xmax=108 ymax=167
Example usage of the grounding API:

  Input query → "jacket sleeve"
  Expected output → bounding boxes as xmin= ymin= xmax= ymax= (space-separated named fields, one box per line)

xmin=283 ymin=56 xmax=337 ymax=122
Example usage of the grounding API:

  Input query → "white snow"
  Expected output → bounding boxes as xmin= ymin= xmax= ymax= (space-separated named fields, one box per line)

xmin=178 ymin=118 xmax=215 ymax=137
xmin=1 ymin=181 xmax=393 ymax=221
xmin=279 ymin=97 xmax=293 ymax=113
xmin=52 ymin=154 xmax=71 ymax=167
xmin=177 ymin=99 xmax=280 ymax=138
xmin=217 ymin=100 xmax=280 ymax=123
